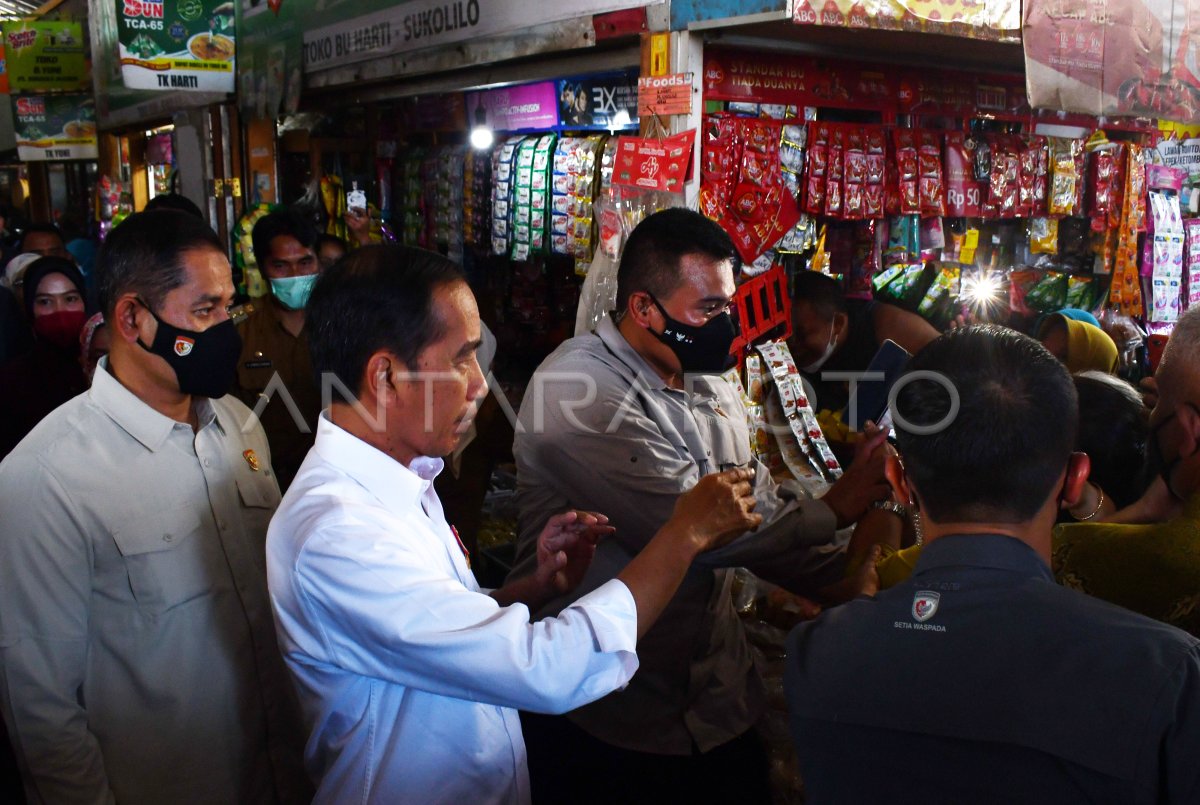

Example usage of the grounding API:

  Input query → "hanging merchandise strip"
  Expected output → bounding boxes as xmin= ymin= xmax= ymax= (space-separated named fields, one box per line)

xmin=491 ymin=136 xmax=523 ymax=256
xmin=756 ymin=341 xmax=843 ymax=482
xmin=1109 ymin=144 xmax=1147 ymax=316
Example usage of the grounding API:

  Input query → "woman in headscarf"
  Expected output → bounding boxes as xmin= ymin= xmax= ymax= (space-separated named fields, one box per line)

xmin=0 ymin=256 xmax=89 ymax=458
xmin=1037 ymin=309 xmax=1120 ymax=374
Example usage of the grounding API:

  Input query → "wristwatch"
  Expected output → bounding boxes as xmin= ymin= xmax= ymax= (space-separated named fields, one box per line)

xmin=870 ymin=500 xmax=908 ymax=519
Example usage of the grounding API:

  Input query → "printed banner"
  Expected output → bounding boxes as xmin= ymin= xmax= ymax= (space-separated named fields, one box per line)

xmin=467 ymin=82 xmax=559 ymax=131
xmin=556 ymin=70 xmax=638 ymax=130
xmin=792 ymin=0 xmax=1020 ymax=41
xmin=299 ymin=0 xmax=662 ymax=74
xmin=1024 ymin=0 xmax=1200 ymax=125
xmin=13 ymin=94 xmax=98 ymax=161
xmin=638 ymin=72 xmax=692 ymax=116
xmin=118 ymin=0 xmax=236 ymax=92
xmin=3 ymin=21 xmax=88 ymax=92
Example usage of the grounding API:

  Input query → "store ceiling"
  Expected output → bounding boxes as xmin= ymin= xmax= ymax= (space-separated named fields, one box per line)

xmin=0 ymin=1 xmax=43 ymax=19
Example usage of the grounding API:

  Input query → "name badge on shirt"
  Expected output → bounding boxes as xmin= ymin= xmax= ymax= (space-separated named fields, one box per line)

xmin=244 ymin=359 xmax=272 ymax=369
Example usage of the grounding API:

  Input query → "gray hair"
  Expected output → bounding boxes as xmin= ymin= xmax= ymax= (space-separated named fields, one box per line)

xmin=1159 ymin=306 xmax=1200 ymax=394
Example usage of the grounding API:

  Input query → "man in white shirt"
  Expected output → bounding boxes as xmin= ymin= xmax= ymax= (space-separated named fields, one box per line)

xmin=267 ymin=245 xmax=761 ymax=804
xmin=0 ymin=210 xmax=309 ymax=804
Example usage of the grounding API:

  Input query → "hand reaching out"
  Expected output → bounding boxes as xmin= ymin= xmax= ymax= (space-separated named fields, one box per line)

xmin=668 ymin=467 xmax=763 ymax=554
xmin=534 ymin=511 xmax=615 ymax=596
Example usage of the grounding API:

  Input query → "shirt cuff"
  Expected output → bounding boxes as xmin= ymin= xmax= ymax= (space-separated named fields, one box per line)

xmin=571 ymin=578 xmax=638 ymax=655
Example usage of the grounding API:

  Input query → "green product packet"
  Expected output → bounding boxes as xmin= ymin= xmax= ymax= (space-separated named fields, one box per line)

xmin=1026 ymin=271 xmax=1068 ymax=312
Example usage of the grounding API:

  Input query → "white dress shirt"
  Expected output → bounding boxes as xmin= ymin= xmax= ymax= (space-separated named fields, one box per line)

xmin=0 ymin=358 xmax=308 ymax=805
xmin=267 ymin=413 xmax=639 ymax=805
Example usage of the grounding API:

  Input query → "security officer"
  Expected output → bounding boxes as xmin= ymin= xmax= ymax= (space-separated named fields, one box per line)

xmin=232 ymin=208 xmax=322 ymax=491
xmin=785 ymin=326 xmax=1200 ymax=803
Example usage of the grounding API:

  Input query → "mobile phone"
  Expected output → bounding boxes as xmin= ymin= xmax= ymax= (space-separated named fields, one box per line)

xmin=842 ymin=339 xmax=912 ymax=432
xmin=346 ymin=183 xmax=366 ymax=212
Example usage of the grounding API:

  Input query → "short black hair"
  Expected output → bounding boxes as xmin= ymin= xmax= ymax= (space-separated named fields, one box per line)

xmin=893 ymin=325 xmax=1078 ymax=523
xmin=96 ymin=210 xmax=225 ymax=317
xmin=252 ymin=208 xmax=318 ymax=267
xmin=21 ymin=256 xmax=86 ymax=320
xmin=614 ymin=208 xmax=738 ymax=316
xmin=306 ymin=244 xmax=466 ymax=398
xmin=316 ymin=233 xmax=347 ymax=253
xmin=791 ymin=270 xmax=847 ymax=321
xmin=1073 ymin=372 xmax=1151 ymax=508
xmin=19 ymin=223 xmax=65 ymax=252
xmin=144 ymin=193 xmax=205 ymax=220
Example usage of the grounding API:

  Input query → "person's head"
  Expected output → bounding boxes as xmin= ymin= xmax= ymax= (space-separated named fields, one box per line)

xmin=1037 ymin=314 xmax=1119 ymax=375
xmin=888 ymin=326 xmax=1086 ymax=534
xmin=789 ymin=270 xmax=849 ymax=373
xmin=19 ymin=223 xmax=69 ymax=259
xmin=316 ymin=234 xmax=348 ymax=271
xmin=144 ymin=192 xmax=205 ymax=220
xmin=79 ymin=312 xmax=109 ymax=383
xmin=252 ymin=208 xmax=320 ymax=311
xmin=1073 ymin=372 xmax=1152 ymax=508
xmin=22 ymin=257 xmax=87 ymax=351
xmin=615 ymin=208 xmax=740 ymax=376
xmin=97 ymin=210 xmax=238 ymax=400
xmin=1149 ymin=307 xmax=1200 ymax=501
xmin=307 ymin=245 xmax=486 ymax=465
xmin=2 ymin=252 xmax=41 ymax=303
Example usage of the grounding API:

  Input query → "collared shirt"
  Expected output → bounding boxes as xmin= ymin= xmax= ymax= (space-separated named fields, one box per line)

xmin=234 ymin=299 xmax=321 ymax=491
xmin=511 ymin=315 xmax=844 ymax=754
xmin=1054 ymin=493 xmax=1200 ymax=637
xmin=0 ymin=358 xmax=309 ymax=805
xmin=267 ymin=413 xmax=639 ymax=805
xmin=786 ymin=534 xmax=1200 ymax=803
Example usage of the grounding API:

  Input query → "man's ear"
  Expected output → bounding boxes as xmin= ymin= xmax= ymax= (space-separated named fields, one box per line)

xmin=1058 ymin=452 xmax=1091 ymax=509
xmin=111 ymin=295 xmax=146 ymax=344
xmin=832 ymin=310 xmax=850 ymax=339
xmin=884 ymin=453 xmax=912 ymax=504
xmin=626 ymin=291 xmax=657 ymax=329
xmin=363 ymin=351 xmax=398 ymax=404
xmin=1178 ymin=404 xmax=1200 ymax=457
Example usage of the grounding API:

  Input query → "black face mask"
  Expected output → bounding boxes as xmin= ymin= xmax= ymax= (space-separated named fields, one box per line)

xmin=136 ymin=300 xmax=242 ymax=399
xmin=1147 ymin=404 xmax=1199 ymax=501
xmin=649 ymin=296 xmax=738 ymax=374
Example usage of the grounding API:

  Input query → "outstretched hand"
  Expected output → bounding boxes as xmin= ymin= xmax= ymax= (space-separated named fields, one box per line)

xmin=669 ymin=467 xmax=763 ymax=554
xmin=533 ymin=510 xmax=614 ymax=596
xmin=822 ymin=423 xmax=892 ymax=529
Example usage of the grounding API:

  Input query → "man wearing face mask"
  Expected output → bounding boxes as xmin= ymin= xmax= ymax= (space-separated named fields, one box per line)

xmin=509 ymin=208 xmax=891 ymax=804
xmin=788 ymin=269 xmax=938 ymax=415
xmin=233 ymin=207 xmax=323 ymax=491
xmin=1054 ymin=305 xmax=1200 ymax=638
xmin=0 ymin=210 xmax=310 ymax=804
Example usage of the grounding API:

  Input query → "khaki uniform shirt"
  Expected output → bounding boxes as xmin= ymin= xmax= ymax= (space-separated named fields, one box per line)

xmin=0 ymin=359 xmax=310 ymax=804
xmin=234 ymin=300 xmax=321 ymax=491
xmin=511 ymin=315 xmax=846 ymax=754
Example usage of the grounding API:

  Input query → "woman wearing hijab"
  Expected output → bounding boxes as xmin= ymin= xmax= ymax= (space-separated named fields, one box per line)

xmin=0 ymin=257 xmax=89 ymax=459
xmin=1037 ymin=308 xmax=1120 ymax=374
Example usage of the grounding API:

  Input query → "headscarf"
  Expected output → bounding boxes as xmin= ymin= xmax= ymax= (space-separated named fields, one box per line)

xmin=79 ymin=311 xmax=105 ymax=358
xmin=1044 ymin=314 xmax=1120 ymax=375
xmin=1054 ymin=308 xmax=1101 ymax=328
xmin=19 ymin=257 xmax=86 ymax=321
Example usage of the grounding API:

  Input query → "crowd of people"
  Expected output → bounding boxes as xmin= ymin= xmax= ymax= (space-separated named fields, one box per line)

xmin=0 ymin=201 xmax=1195 ymax=804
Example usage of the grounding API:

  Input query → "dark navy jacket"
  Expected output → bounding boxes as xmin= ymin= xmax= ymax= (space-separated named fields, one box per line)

xmin=786 ymin=534 xmax=1200 ymax=804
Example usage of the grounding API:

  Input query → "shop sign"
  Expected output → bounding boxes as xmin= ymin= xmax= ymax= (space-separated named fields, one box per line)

xmin=467 ymin=82 xmax=559 ymax=131
xmin=637 ymin=72 xmax=692 ymax=116
xmin=3 ymin=21 xmax=88 ymax=92
xmin=1024 ymin=0 xmax=1200 ymax=125
xmin=299 ymin=0 xmax=663 ymax=74
xmin=703 ymin=48 xmax=1028 ymax=117
xmin=117 ymin=0 xmax=236 ymax=92
xmin=0 ymin=43 xmax=9 ymax=95
xmin=1158 ymin=138 xmax=1200 ymax=184
xmin=792 ymin=0 xmax=1020 ymax=42
xmin=612 ymin=129 xmax=695 ymax=192
xmin=13 ymin=94 xmax=98 ymax=161
xmin=557 ymin=71 xmax=639 ymax=130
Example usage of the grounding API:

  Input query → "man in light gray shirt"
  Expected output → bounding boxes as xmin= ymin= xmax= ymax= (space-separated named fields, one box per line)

xmin=510 ymin=208 xmax=891 ymax=803
xmin=0 ymin=211 xmax=309 ymax=804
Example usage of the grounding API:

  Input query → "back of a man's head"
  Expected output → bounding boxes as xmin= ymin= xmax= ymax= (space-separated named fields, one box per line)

xmin=1158 ymin=306 xmax=1200 ymax=406
xmin=614 ymin=207 xmax=738 ymax=315
xmin=144 ymin=192 xmax=205 ymax=220
xmin=791 ymin=270 xmax=848 ymax=322
xmin=96 ymin=210 xmax=224 ymax=317
xmin=893 ymin=325 xmax=1078 ymax=524
xmin=306 ymin=244 xmax=465 ymax=399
